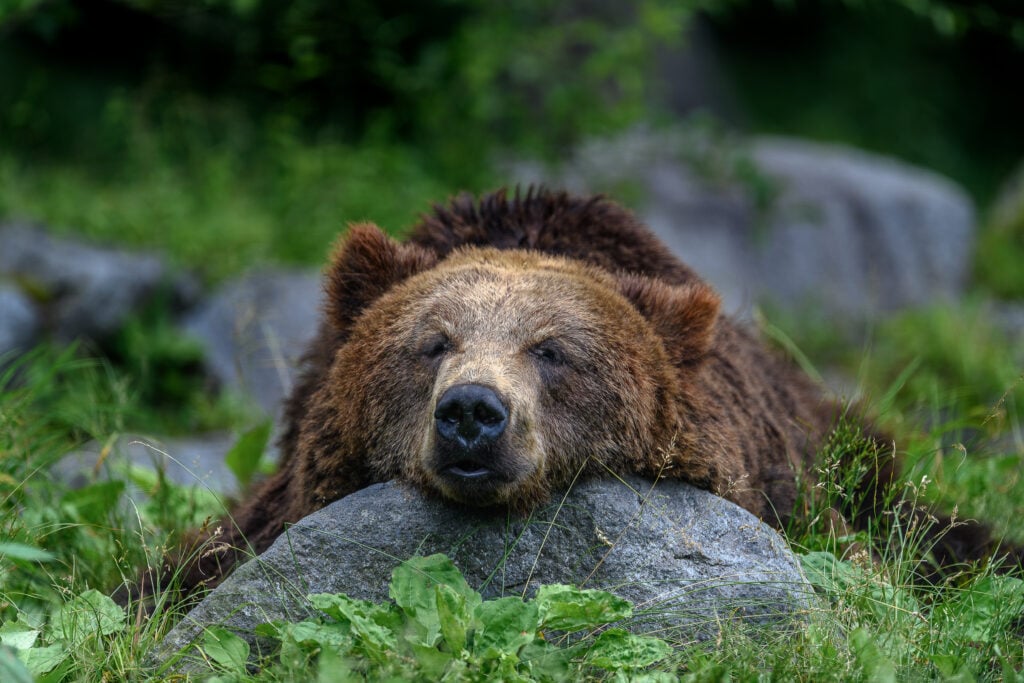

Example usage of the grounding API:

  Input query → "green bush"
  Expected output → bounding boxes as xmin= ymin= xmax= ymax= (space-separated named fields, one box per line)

xmin=0 ymin=0 xmax=694 ymax=170
xmin=976 ymin=175 xmax=1024 ymax=299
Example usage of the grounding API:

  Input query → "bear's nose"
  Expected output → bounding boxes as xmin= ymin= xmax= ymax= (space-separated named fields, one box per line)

xmin=434 ymin=383 xmax=508 ymax=449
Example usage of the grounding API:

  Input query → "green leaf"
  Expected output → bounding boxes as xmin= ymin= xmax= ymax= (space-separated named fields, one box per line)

xmin=317 ymin=646 xmax=358 ymax=683
xmin=519 ymin=639 xmax=576 ymax=681
xmin=535 ymin=584 xmax=632 ymax=632
xmin=391 ymin=554 xmax=478 ymax=612
xmin=801 ymin=551 xmax=917 ymax=620
xmin=0 ymin=623 xmax=40 ymax=650
xmin=850 ymin=628 xmax=896 ymax=683
xmin=253 ymin=621 xmax=283 ymax=641
xmin=409 ymin=642 xmax=454 ymax=679
xmin=583 ymin=628 xmax=672 ymax=672
xmin=474 ymin=597 xmax=539 ymax=656
xmin=202 ymin=626 xmax=250 ymax=674
xmin=436 ymin=583 xmax=470 ymax=653
xmin=280 ymin=620 xmax=352 ymax=652
xmin=59 ymin=481 xmax=124 ymax=525
xmin=0 ymin=645 xmax=33 ymax=683
xmin=50 ymin=589 xmax=126 ymax=647
xmin=389 ymin=554 xmax=479 ymax=647
xmin=800 ymin=551 xmax=857 ymax=592
xmin=17 ymin=644 xmax=68 ymax=677
xmin=224 ymin=421 xmax=271 ymax=489
xmin=0 ymin=542 xmax=55 ymax=563
xmin=307 ymin=593 xmax=397 ymax=663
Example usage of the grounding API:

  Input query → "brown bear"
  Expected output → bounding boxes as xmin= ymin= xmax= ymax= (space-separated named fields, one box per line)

xmin=166 ymin=187 xmax=1017 ymax=599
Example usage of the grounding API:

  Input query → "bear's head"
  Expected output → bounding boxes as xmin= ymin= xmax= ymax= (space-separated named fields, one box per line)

xmin=312 ymin=224 xmax=721 ymax=509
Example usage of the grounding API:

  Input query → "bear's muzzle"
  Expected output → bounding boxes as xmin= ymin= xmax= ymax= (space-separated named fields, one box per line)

xmin=433 ymin=383 xmax=508 ymax=475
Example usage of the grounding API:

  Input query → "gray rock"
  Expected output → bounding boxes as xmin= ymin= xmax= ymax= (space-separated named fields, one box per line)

xmin=156 ymin=475 xmax=812 ymax=668
xmin=0 ymin=223 xmax=197 ymax=342
xmin=182 ymin=269 xmax=322 ymax=418
xmin=0 ymin=283 xmax=40 ymax=359
xmin=57 ymin=432 xmax=242 ymax=497
xmin=513 ymin=131 xmax=975 ymax=320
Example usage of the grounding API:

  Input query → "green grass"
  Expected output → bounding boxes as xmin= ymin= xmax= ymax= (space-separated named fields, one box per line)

xmin=762 ymin=300 xmax=1024 ymax=543
xmin=2 ymin=313 xmax=1023 ymax=680
xmin=0 ymin=108 xmax=473 ymax=282
xmin=976 ymin=191 xmax=1024 ymax=300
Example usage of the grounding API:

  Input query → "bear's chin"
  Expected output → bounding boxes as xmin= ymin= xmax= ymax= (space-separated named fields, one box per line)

xmin=421 ymin=452 xmax=540 ymax=508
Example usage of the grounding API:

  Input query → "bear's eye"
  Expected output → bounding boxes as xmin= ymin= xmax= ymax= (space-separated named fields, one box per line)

xmin=529 ymin=341 xmax=566 ymax=366
xmin=421 ymin=335 xmax=452 ymax=360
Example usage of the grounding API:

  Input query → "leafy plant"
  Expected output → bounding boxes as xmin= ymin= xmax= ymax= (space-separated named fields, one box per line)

xmin=230 ymin=554 xmax=673 ymax=681
xmin=1 ymin=589 xmax=126 ymax=680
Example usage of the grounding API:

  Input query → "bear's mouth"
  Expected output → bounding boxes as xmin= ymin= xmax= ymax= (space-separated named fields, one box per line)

xmin=445 ymin=461 xmax=493 ymax=479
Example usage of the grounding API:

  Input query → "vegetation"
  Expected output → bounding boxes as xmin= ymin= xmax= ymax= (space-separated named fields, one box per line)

xmin=2 ymin=343 xmax=1023 ymax=680
xmin=976 ymin=176 xmax=1024 ymax=300
xmin=1 ymin=0 xmax=1023 ymax=679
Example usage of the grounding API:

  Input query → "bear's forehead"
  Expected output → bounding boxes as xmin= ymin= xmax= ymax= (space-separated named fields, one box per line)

xmin=390 ymin=255 xmax=642 ymax=340
xmin=415 ymin=260 xmax=619 ymax=313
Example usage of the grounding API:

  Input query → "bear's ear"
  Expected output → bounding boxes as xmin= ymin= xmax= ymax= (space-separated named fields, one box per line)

xmin=325 ymin=223 xmax=438 ymax=333
xmin=617 ymin=274 xmax=720 ymax=367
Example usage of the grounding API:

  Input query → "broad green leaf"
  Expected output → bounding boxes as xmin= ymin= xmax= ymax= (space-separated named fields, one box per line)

xmin=317 ymin=646 xmax=357 ymax=683
xmin=253 ymin=621 xmax=283 ymax=641
xmin=307 ymin=593 xmax=397 ymax=663
xmin=519 ymin=639 xmax=576 ymax=681
xmin=202 ymin=626 xmax=250 ymax=674
xmin=0 ymin=542 xmax=55 ymax=563
xmin=801 ymin=551 xmax=917 ymax=620
xmin=265 ymin=620 xmax=349 ymax=672
xmin=224 ymin=421 xmax=271 ymax=489
xmin=850 ymin=627 xmax=896 ymax=683
xmin=17 ymin=644 xmax=67 ymax=677
xmin=51 ymin=589 xmax=126 ymax=646
xmin=391 ymin=554 xmax=478 ymax=613
xmin=474 ymin=597 xmax=538 ymax=655
xmin=389 ymin=554 xmax=478 ymax=647
xmin=535 ymin=584 xmax=632 ymax=632
xmin=0 ymin=622 xmax=40 ymax=650
xmin=436 ymin=583 xmax=470 ymax=653
xmin=280 ymin=621 xmax=352 ymax=651
xmin=409 ymin=642 xmax=454 ymax=679
xmin=0 ymin=645 xmax=33 ymax=683
xmin=800 ymin=551 xmax=855 ymax=591
xmin=583 ymin=628 xmax=672 ymax=672
xmin=60 ymin=481 xmax=124 ymax=525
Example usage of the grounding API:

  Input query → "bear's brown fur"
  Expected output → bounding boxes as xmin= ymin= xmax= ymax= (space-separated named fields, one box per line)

xmin=165 ymin=187 xmax=1018 ymax=599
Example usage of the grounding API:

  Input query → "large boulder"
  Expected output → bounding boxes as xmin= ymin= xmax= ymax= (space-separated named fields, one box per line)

xmin=0 ymin=223 xmax=197 ymax=342
xmin=182 ymin=269 xmax=322 ymax=418
xmin=155 ymin=475 xmax=812 ymax=668
xmin=515 ymin=132 xmax=975 ymax=320
xmin=0 ymin=283 xmax=40 ymax=359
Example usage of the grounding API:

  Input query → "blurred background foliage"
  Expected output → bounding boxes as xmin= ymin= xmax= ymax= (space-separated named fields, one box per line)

xmin=1 ymin=0 xmax=1023 ymax=280
xmin=1 ymin=0 xmax=1023 ymax=431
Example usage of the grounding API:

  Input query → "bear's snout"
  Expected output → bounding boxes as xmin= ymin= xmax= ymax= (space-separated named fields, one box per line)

xmin=434 ymin=383 xmax=509 ymax=457
xmin=426 ymin=380 xmax=540 ymax=505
